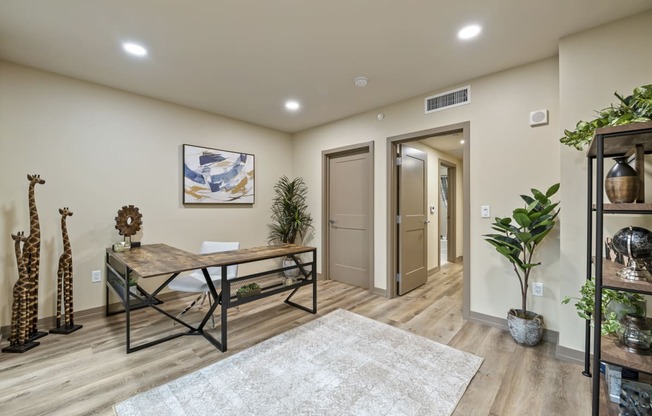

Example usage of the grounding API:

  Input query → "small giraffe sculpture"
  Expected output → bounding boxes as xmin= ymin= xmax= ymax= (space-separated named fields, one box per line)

xmin=51 ymin=207 xmax=81 ymax=334
xmin=2 ymin=232 xmax=39 ymax=352
xmin=23 ymin=174 xmax=45 ymax=339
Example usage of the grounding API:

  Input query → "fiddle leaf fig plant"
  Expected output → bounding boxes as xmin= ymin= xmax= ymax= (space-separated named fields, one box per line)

xmin=483 ymin=183 xmax=560 ymax=319
xmin=560 ymin=84 xmax=652 ymax=150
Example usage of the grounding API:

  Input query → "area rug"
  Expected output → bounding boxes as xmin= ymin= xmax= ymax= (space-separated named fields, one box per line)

xmin=114 ymin=309 xmax=483 ymax=416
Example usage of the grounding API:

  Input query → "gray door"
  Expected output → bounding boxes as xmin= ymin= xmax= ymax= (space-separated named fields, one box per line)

xmin=328 ymin=151 xmax=371 ymax=289
xmin=398 ymin=145 xmax=428 ymax=295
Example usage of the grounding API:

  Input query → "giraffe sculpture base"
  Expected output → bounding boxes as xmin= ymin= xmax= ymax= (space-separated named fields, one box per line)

xmin=29 ymin=331 xmax=48 ymax=341
xmin=2 ymin=341 xmax=39 ymax=353
xmin=49 ymin=324 xmax=82 ymax=335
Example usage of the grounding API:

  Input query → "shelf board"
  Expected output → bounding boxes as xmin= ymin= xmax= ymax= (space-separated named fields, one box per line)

xmin=601 ymin=335 xmax=652 ymax=374
xmin=593 ymin=203 xmax=652 ymax=213
xmin=600 ymin=259 xmax=652 ymax=294
xmin=587 ymin=121 xmax=652 ymax=157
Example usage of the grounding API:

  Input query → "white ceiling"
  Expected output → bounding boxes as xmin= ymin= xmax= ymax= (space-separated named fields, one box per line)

xmin=1 ymin=1 xmax=651 ymax=133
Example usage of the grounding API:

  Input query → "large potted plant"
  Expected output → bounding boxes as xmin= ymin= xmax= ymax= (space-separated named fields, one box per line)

xmin=268 ymin=176 xmax=313 ymax=279
xmin=484 ymin=183 xmax=560 ymax=346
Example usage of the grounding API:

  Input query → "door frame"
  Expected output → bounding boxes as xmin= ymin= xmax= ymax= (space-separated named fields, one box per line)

xmin=438 ymin=159 xmax=457 ymax=265
xmin=387 ymin=122 xmax=470 ymax=319
xmin=322 ymin=141 xmax=375 ymax=292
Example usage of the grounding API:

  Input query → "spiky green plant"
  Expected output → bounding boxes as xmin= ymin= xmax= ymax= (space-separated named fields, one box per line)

xmin=484 ymin=183 xmax=560 ymax=318
xmin=268 ymin=176 xmax=313 ymax=245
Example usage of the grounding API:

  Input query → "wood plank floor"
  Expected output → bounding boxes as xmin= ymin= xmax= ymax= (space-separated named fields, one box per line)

xmin=0 ymin=262 xmax=592 ymax=415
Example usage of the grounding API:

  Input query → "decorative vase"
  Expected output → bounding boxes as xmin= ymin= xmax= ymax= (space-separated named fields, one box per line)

xmin=605 ymin=156 xmax=639 ymax=203
xmin=612 ymin=226 xmax=652 ymax=281
xmin=507 ymin=309 xmax=543 ymax=347
xmin=620 ymin=314 xmax=652 ymax=354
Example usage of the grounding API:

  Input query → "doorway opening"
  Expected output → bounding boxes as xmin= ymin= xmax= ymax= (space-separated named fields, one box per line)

xmin=387 ymin=122 xmax=470 ymax=319
xmin=439 ymin=159 xmax=457 ymax=266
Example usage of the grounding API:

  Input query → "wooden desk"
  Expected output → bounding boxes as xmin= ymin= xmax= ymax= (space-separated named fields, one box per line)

xmin=105 ymin=243 xmax=317 ymax=353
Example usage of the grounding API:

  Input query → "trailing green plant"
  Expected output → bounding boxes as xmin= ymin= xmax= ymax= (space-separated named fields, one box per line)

xmin=128 ymin=276 xmax=138 ymax=286
xmin=560 ymin=84 xmax=652 ymax=150
xmin=483 ymin=183 xmax=560 ymax=319
xmin=562 ymin=279 xmax=645 ymax=336
xmin=268 ymin=176 xmax=313 ymax=245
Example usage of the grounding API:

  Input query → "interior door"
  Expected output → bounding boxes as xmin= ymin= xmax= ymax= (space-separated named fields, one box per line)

xmin=398 ymin=145 xmax=428 ymax=295
xmin=328 ymin=151 xmax=371 ymax=288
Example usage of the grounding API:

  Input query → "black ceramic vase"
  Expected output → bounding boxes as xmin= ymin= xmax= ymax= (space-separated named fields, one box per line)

xmin=605 ymin=156 xmax=639 ymax=203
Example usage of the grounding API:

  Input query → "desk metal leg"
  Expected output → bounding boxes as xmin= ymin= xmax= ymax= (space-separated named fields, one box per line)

xmin=285 ymin=249 xmax=318 ymax=314
xmin=221 ymin=265 xmax=228 ymax=352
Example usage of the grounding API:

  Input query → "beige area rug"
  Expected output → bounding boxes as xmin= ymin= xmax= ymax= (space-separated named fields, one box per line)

xmin=114 ymin=309 xmax=483 ymax=416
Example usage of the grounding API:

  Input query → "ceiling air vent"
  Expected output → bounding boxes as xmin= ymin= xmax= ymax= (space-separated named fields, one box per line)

xmin=425 ymin=85 xmax=470 ymax=114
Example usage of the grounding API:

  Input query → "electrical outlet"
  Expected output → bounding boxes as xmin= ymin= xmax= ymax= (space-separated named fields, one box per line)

xmin=532 ymin=282 xmax=543 ymax=297
xmin=91 ymin=270 xmax=102 ymax=283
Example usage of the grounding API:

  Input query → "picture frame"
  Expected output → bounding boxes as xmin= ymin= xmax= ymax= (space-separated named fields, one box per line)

xmin=183 ymin=144 xmax=255 ymax=205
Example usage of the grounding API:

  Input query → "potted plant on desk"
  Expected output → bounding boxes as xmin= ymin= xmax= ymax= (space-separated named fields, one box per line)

xmin=268 ymin=175 xmax=313 ymax=283
xmin=237 ymin=283 xmax=261 ymax=300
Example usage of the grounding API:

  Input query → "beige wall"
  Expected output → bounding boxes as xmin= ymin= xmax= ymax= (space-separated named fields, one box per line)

xmin=0 ymin=62 xmax=293 ymax=327
xmin=558 ymin=10 xmax=652 ymax=351
xmin=408 ymin=142 xmax=463 ymax=270
xmin=293 ymin=56 xmax=561 ymax=329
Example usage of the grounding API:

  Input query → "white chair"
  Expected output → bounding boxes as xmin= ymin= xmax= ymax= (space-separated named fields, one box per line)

xmin=167 ymin=241 xmax=239 ymax=323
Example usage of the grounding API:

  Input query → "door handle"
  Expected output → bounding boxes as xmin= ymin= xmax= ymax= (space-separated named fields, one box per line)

xmin=329 ymin=219 xmax=336 ymax=225
xmin=424 ymin=220 xmax=431 ymax=224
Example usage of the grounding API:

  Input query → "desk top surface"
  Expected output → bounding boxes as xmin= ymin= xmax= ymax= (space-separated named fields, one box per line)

xmin=106 ymin=243 xmax=315 ymax=277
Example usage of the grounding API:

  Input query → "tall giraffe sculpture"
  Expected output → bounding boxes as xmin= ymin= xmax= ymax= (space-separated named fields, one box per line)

xmin=50 ymin=207 xmax=82 ymax=334
xmin=2 ymin=232 xmax=40 ymax=353
xmin=23 ymin=174 xmax=47 ymax=340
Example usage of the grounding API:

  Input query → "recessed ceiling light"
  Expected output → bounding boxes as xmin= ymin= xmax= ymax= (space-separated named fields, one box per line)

xmin=122 ymin=42 xmax=148 ymax=57
xmin=457 ymin=24 xmax=482 ymax=40
xmin=460 ymin=140 xmax=465 ymax=144
xmin=285 ymin=100 xmax=300 ymax=111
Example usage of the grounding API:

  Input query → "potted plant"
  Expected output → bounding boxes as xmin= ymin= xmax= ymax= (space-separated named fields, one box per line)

xmin=128 ymin=276 xmax=139 ymax=295
xmin=483 ymin=183 xmax=560 ymax=346
xmin=268 ymin=175 xmax=313 ymax=279
xmin=562 ymin=279 xmax=645 ymax=336
xmin=236 ymin=283 xmax=261 ymax=300
xmin=560 ymin=84 xmax=652 ymax=150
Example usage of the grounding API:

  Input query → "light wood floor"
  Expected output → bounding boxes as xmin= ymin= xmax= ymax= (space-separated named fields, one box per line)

xmin=0 ymin=262 xmax=592 ymax=415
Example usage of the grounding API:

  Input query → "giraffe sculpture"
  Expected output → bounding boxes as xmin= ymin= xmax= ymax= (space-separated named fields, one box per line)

xmin=49 ymin=207 xmax=82 ymax=334
xmin=23 ymin=174 xmax=47 ymax=340
xmin=2 ymin=232 xmax=39 ymax=353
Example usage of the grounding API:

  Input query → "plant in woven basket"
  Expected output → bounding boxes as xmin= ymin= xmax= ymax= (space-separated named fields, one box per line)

xmin=268 ymin=176 xmax=313 ymax=245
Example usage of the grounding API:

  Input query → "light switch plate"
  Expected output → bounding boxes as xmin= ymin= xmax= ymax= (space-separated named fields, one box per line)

xmin=481 ymin=205 xmax=490 ymax=218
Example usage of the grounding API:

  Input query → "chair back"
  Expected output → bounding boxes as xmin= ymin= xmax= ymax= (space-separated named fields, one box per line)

xmin=201 ymin=241 xmax=239 ymax=280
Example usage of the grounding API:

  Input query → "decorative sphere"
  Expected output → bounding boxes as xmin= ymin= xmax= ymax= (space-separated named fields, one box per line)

xmin=612 ymin=226 xmax=652 ymax=259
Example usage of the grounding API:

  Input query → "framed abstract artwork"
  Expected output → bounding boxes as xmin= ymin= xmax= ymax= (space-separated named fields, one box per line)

xmin=183 ymin=144 xmax=255 ymax=204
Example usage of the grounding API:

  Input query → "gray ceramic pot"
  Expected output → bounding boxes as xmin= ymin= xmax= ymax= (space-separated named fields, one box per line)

xmin=507 ymin=309 xmax=544 ymax=347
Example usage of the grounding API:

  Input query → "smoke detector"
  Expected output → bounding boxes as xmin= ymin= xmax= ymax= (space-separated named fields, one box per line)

xmin=354 ymin=77 xmax=368 ymax=87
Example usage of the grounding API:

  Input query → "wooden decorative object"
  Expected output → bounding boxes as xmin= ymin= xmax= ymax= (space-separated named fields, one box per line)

xmin=49 ymin=208 xmax=82 ymax=335
xmin=24 ymin=174 xmax=47 ymax=341
xmin=115 ymin=205 xmax=143 ymax=247
xmin=2 ymin=232 xmax=39 ymax=353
